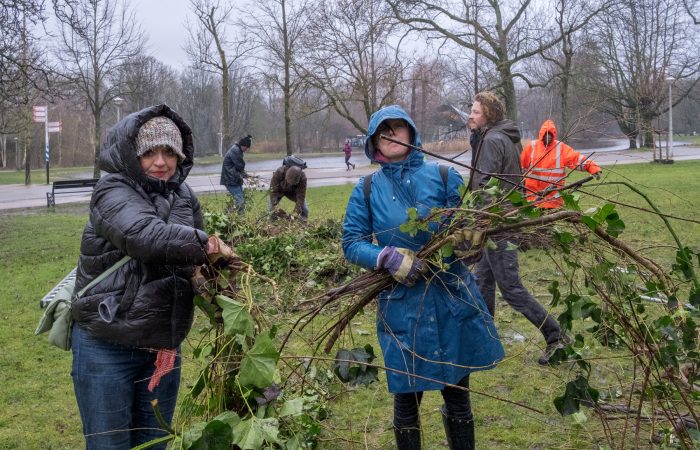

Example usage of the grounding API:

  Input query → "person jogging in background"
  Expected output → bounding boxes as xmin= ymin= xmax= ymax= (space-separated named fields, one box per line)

xmin=343 ymin=138 xmax=355 ymax=170
xmin=521 ymin=119 xmax=601 ymax=208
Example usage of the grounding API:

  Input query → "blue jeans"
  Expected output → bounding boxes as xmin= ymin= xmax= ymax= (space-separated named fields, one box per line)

xmin=71 ymin=324 xmax=181 ymax=450
xmin=226 ymin=185 xmax=245 ymax=212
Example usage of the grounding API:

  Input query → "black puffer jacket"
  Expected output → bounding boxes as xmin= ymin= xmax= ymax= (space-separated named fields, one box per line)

xmin=72 ymin=104 xmax=209 ymax=349
xmin=220 ymin=144 xmax=246 ymax=187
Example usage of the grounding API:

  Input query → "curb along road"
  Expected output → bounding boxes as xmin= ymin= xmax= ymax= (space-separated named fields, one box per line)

xmin=2 ymin=146 xmax=700 ymax=212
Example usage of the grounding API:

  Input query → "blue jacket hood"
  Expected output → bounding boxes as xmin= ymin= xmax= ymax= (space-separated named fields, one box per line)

xmin=365 ymin=105 xmax=422 ymax=161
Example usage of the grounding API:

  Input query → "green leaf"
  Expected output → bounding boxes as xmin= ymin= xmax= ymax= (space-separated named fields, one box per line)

xmin=238 ymin=334 xmax=280 ymax=388
xmin=333 ymin=346 xmax=379 ymax=386
xmin=279 ymin=397 xmax=305 ymax=417
xmin=580 ymin=216 xmax=598 ymax=231
xmin=232 ymin=418 xmax=280 ymax=449
xmin=194 ymin=295 xmax=218 ymax=323
xmin=185 ymin=420 xmax=232 ymax=450
xmin=505 ymin=242 xmax=519 ymax=251
xmin=553 ymin=375 xmax=598 ymax=416
xmin=216 ymin=295 xmax=255 ymax=337
xmin=213 ymin=411 xmax=240 ymax=428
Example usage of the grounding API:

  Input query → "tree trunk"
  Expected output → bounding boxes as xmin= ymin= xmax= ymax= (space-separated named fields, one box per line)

xmin=282 ymin=0 xmax=293 ymax=156
xmin=93 ymin=112 xmax=101 ymax=178
xmin=222 ymin=66 xmax=230 ymax=148
xmin=1 ymin=134 xmax=6 ymax=168
xmin=500 ymin=64 xmax=518 ymax=122
xmin=640 ymin=117 xmax=655 ymax=148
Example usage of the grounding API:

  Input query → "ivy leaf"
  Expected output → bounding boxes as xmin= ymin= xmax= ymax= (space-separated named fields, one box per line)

xmin=562 ymin=192 xmax=580 ymax=211
xmin=185 ymin=419 xmax=232 ymax=450
xmin=194 ymin=295 xmax=218 ymax=323
xmin=333 ymin=344 xmax=379 ymax=386
xmin=507 ymin=190 xmax=524 ymax=206
xmin=232 ymin=418 xmax=280 ymax=449
xmin=553 ymin=375 xmax=599 ymax=416
xmin=279 ymin=397 xmax=305 ymax=417
xmin=213 ymin=411 xmax=240 ymax=428
xmin=216 ymin=295 xmax=255 ymax=337
xmin=238 ymin=334 xmax=280 ymax=389
xmin=580 ymin=216 xmax=598 ymax=231
xmin=441 ymin=243 xmax=455 ymax=258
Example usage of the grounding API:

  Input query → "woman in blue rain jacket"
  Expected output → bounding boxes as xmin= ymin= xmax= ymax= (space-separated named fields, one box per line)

xmin=342 ymin=105 xmax=504 ymax=450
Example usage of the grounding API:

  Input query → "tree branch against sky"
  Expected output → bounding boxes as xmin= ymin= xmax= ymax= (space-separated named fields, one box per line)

xmin=53 ymin=0 xmax=144 ymax=178
xmin=185 ymin=0 xmax=250 ymax=148
xmin=386 ymin=0 xmax=606 ymax=121
xmin=247 ymin=0 xmax=311 ymax=155
xmin=593 ymin=0 xmax=700 ymax=148
xmin=298 ymin=0 xmax=405 ymax=134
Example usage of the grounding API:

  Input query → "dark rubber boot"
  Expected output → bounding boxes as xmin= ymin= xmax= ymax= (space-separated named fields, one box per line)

xmin=441 ymin=406 xmax=474 ymax=450
xmin=394 ymin=425 xmax=421 ymax=450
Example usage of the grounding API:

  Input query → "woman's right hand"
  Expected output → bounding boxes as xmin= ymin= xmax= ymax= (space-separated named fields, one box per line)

xmin=206 ymin=235 xmax=241 ymax=267
xmin=377 ymin=246 xmax=427 ymax=286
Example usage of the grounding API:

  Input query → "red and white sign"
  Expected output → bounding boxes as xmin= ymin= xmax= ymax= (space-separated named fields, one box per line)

xmin=47 ymin=121 xmax=62 ymax=133
xmin=33 ymin=105 xmax=47 ymax=123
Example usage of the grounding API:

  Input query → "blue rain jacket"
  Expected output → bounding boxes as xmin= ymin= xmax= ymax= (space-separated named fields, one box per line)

xmin=342 ymin=105 xmax=504 ymax=394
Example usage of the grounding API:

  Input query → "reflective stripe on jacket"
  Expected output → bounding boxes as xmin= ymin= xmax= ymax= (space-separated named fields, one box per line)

xmin=520 ymin=119 xmax=601 ymax=208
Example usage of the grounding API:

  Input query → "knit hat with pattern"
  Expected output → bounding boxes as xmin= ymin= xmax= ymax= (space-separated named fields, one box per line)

xmin=136 ymin=116 xmax=185 ymax=162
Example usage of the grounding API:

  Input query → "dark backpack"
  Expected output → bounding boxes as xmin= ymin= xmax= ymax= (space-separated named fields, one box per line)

xmin=363 ymin=164 xmax=449 ymax=226
xmin=282 ymin=155 xmax=307 ymax=170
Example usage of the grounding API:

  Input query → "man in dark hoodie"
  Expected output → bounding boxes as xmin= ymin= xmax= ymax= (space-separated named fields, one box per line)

xmin=468 ymin=91 xmax=570 ymax=365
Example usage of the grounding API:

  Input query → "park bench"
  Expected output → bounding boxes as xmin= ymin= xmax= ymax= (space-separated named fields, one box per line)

xmin=46 ymin=178 xmax=99 ymax=207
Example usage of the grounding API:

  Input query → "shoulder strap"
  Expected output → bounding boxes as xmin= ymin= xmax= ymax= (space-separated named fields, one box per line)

xmin=363 ymin=172 xmax=375 ymax=225
xmin=439 ymin=164 xmax=449 ymax=187
xmin=77 ymin=255 xmax=131 ymax=298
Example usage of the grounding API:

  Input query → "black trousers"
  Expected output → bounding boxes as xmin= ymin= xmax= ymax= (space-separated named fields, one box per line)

xmin=393 ymin=375 xmax=471 ymax=428
xmin=475 ymin=239 xmax=562 ymax=344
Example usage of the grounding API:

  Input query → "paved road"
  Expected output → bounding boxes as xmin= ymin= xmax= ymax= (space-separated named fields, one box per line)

xmin=2 ymin=143 xmax=699 ymax=211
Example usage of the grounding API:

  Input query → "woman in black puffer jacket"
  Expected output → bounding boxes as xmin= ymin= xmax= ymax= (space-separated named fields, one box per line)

xmin=70 ymin=104 xmax=223 ymax=450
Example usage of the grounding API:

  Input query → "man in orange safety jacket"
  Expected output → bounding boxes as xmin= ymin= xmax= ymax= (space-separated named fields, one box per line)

xmin=521 ymin=119 xmax=602 ymax=208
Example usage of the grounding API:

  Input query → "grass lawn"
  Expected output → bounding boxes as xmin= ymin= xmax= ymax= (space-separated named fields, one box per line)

xmin=0 ymin=161 xmax=698 ymax=449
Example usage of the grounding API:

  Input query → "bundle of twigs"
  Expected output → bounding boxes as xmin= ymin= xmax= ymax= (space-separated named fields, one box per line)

xmin=282 ymin=207 xmax=586 ymax=354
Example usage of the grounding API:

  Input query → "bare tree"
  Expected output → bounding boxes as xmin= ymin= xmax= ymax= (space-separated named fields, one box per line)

xmin=299 ymin=0 xmax=404 ymax=134
xmin=593 ymin=0 xmax=700 ymax=148
xmin=53 ymin=0 xmax=144 ymax=177
xmin=114 ymin=54 xmax=178 ymax=113
xmin=387 ymin=0 xmax=604 ymax=121
xmin=185 ymin=0 xmax=249 ymax=149
xmin=0 ymin=1 xmax=52 ymax=174
xmin=248 ymin=0 xmax=311 ymax=155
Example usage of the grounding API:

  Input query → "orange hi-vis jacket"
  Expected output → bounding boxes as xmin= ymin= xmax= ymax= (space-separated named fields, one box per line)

xmin=521 ymin=119 xmax=601 ymax=208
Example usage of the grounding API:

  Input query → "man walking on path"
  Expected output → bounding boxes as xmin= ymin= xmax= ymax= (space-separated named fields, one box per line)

xmin=468 ymin=92 xmax=570 ymax=365
xmin=220 ymin=134 xmax=252 ymax=212
xmin=521 ymin=119 xmax=601 ymax=208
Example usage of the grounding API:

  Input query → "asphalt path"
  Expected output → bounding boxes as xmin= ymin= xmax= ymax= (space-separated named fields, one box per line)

xmin=2 ymin=141 xmax=699 ymax=211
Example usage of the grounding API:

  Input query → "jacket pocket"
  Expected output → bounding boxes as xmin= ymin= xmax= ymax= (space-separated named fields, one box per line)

xmin=437 ymin=270 xmax=483 ymax=321
xmin=376 ymin=284 xmax=411 ymax=336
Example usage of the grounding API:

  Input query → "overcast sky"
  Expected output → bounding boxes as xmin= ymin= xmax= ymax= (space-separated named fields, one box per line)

xmin=138 ymin=0 xmax=192 ymax=68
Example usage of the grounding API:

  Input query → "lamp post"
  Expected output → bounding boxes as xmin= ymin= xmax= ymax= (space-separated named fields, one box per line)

xmin=666 ymin=77 xmax=674 ymax=160
xmin=13 ymin=136 xmax=18 ymax=170
xmin=114 ymin=96 xmax=124 ymax=122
